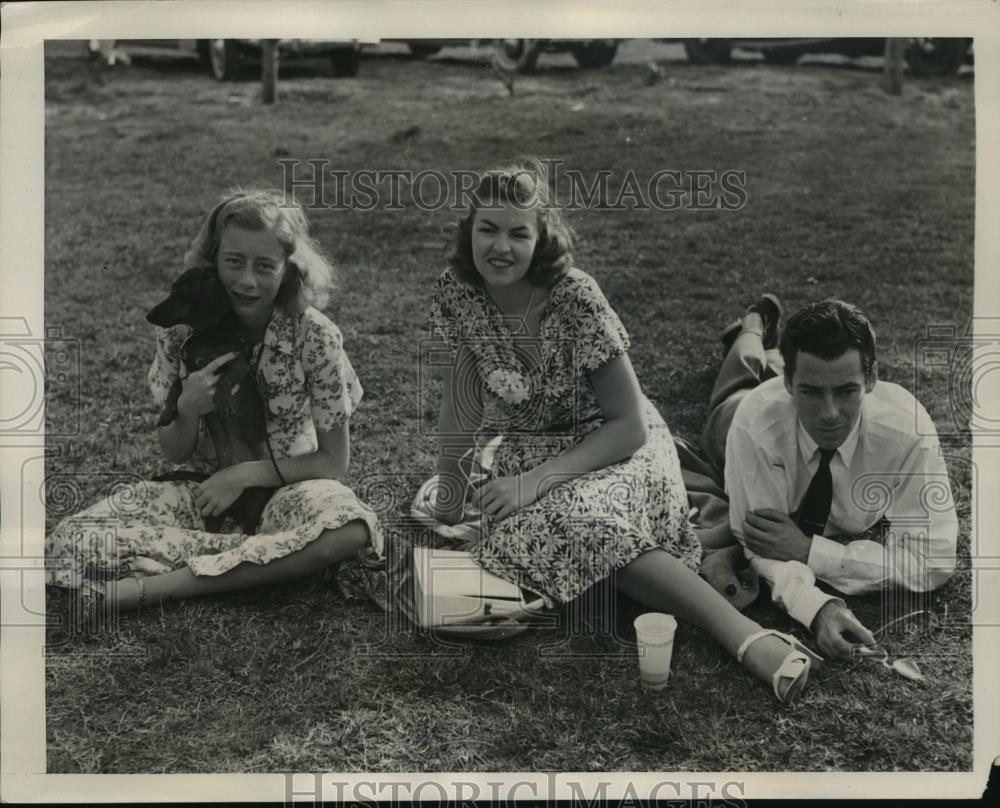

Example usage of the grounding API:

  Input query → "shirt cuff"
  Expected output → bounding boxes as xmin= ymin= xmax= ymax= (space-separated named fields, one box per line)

xmin=785 ymin=584 xmax=840 ymax=630
xmin=807 ymin=534 xmax=845 ymax=580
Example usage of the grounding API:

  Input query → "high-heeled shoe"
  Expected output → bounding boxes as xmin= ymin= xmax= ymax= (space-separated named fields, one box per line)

xmin=736 ymin=629 xmax=821 ymax=705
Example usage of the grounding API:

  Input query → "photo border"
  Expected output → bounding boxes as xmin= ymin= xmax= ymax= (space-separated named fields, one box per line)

xmin=2 ymin=0 xmax=997 ymax=801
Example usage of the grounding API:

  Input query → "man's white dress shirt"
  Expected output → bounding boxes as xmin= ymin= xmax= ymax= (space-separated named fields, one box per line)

xmin=725 ymin=377 xmax=958 ymax=629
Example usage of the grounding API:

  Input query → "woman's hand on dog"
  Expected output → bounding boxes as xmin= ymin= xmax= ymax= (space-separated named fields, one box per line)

xmin=177 ymin=352 xmax=238 ymax=419
xmin=196 ymin=464 xmax=249 ymax=518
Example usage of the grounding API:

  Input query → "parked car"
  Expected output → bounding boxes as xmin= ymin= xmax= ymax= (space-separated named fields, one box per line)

xmin=395 ymin=38 xmax=621 ymax=72
xmin=86 ymin=39 xmax=369 ymax=80
xmin=680 ymin=37 xmax=972 ymax=77
xmin=391 ymin=39 xmax=469 ymax=58
xmin=492 ymin=39 xmax=621 ymax=72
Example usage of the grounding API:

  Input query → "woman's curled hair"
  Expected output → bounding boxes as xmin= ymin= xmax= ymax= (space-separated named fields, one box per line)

xmin=448 ymin=157 xmax=575 ymax=288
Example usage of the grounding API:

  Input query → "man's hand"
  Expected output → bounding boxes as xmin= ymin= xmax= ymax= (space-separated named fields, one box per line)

xmin=743 ymin=508 xmax=812 ymax=563
xmin=811 ymin=600 xmax=877 ymax=660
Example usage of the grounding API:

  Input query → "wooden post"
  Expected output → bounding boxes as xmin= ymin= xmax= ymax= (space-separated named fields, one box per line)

xmin=883 ymin=38 xmax=904 ymax=95
xmin=262 ymin=39 xmax=279 ymax=105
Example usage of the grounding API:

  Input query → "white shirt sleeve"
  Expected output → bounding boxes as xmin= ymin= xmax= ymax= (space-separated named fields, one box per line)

xmin=725 ymin=420 xmax=839 ymax=629
xmin=807 ymin=434 xmax=958 ymax=595
xmin=750 ymin=556 xmax=845 ymax=629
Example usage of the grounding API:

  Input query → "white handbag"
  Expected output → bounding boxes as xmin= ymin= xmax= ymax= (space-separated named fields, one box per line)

xmin=411 ymin=546 xmax=546 ymax=632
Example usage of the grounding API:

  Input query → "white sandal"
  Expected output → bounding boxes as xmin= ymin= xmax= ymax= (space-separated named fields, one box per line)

xmin=736 ymin=630 xmax=822 ymax=705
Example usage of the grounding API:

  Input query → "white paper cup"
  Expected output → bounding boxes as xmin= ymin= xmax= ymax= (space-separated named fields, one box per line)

xmin=634 ymin=612 xmax=677 ymax=690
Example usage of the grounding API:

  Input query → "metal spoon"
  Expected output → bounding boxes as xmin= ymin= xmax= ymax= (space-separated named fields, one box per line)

xmin=856 ymin=645 xmax=925 ymax=681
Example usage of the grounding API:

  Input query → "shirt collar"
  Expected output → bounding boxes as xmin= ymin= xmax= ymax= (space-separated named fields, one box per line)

xmin=261 ymin=306 xmax=299 ymax=355
xmin=838 ymin=412 xmax=863 ymax=465
xmin=796 ymin=411 xmax=862 ymax=467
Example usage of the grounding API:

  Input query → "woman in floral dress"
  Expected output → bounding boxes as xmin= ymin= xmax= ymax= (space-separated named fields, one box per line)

xmin=428 ymin=158 xmax=817 ymax=704
xmin=46 ymin=189 xmax=381 ymax=618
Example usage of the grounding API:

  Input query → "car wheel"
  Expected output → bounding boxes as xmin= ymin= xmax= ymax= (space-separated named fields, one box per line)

xmin=683 ymin=39 xmax=732 ymax=65
xmin=196 ymin=40 xmax=212 ymax=67
xmin=905 ymin=38 xmax=969 ymax=78
xmin=330 ymin=48 xmax=361 ymax=77
xmin=408 ymin=43 xmax=443 ymax=58
xmin=493 ymin=39 xmax=541 ymax=73
xmin=571 ymin=40 xmax=618 ymax=69
xmin=209 ymin=39 xmax=242 ymax=81
xmin=762 ymin=46 xmax=803 ymax=66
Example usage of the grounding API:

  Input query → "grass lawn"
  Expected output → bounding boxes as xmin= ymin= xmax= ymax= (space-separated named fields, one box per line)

xmin=42 ymin=40 xmax=974 ymax=772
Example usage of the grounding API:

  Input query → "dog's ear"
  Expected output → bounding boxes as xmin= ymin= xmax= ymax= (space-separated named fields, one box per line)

xmin=147 ymin=267 xmax=231 ymax=330
xmin=146 ymin=268 xmax=201 ymax=327
xmin=188 ymin=269 xmax=232 ymax=330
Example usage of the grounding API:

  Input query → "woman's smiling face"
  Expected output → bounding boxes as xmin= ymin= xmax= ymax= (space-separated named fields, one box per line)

xmin=470 ymin=203 xmax=539 ymax=290
xmin=216 ymin=223 xmax=288 ymax=327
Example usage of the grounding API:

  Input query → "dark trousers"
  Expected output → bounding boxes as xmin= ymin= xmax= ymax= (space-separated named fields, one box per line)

xmin=676 ymin=325 xmax=783 ymax=554
xmin=699 ymin=330 xmax=783 ymax=478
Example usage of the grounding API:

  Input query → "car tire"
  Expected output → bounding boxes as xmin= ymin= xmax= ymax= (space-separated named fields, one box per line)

xmin=330 ymin=48 xmax=361 ymax=77
xmin=209 ymin=39 xmax=242 ymax=81
xmin=762 ymin=47 xmax=803 ymax=66
xmin=905 ymin=38 xmax=969 ymax=78
xmin=571 ymin=40 xmax=618 ymax=69
xmin=683 ymin=39 xmax=732 ymax=65
xmin=408 ymin=43 xmax=443 ymax=58
xmin=493 ymin=39 xmax=541 ymax=73
xmin=196 ymin=40 xmax=212 ymax=67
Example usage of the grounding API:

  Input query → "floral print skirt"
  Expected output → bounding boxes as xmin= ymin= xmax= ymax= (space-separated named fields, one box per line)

xmin=45 ymin=478 xmax=383 ymax=590
xmin=473 ymin=399 xmax=703 ymax=606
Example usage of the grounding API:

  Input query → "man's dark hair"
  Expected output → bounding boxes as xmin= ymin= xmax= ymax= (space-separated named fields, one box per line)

xmin=779 ymin=298 xmax=877 ymax=384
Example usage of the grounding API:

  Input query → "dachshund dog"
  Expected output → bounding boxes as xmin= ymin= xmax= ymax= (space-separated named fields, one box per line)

xmin=147 ymin=267 xmax=275 ymax=534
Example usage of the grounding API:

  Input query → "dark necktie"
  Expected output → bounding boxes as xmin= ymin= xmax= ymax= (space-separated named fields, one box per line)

xmin=797 ymin=448 xmax=836 ymax=537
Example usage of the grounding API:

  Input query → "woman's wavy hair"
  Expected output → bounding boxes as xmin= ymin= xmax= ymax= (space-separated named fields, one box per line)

xmin=183 ymin=187 xmax=336 ymax=312
xmin=448 ymin=157 xmax=575 ymax=287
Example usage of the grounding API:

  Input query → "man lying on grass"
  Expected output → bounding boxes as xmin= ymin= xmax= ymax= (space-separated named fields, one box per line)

xmin=696 ymin=296 xmax=958 ymax=660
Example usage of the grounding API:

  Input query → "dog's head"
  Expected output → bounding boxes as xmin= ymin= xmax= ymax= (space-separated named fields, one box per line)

xmin=147 ymin=267 xmax=231 ymax=330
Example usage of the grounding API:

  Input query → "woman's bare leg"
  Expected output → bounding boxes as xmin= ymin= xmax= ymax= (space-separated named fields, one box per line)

xmin=104 ymin=520 xmax=370 ymax=612
xmin=616 ymin=548 xmax=802 ymax=686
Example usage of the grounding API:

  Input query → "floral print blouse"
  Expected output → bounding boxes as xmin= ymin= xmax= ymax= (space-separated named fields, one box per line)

xmin=147 ymin=306 xmax=363 ymax=471
xmin=428 ymin=266 xmax=631 ymax=441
